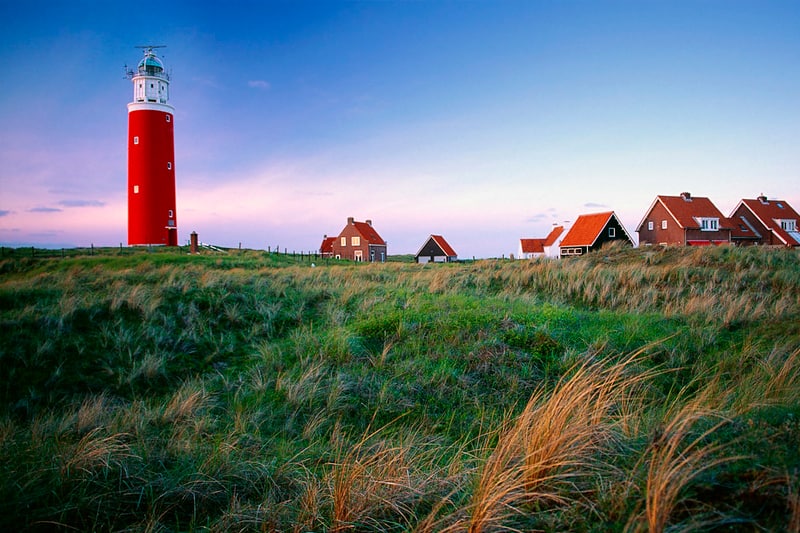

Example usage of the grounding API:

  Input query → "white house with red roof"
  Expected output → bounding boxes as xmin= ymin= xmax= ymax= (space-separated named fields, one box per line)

xmin=560 ymin=212 xmax=634 ymax=256
xmin=729 ymin=195 xmax=800 ymax=247
xmin=330 ymin=217 xmax=388 ymax=262
xmin=636 ymin=192 xmax=733 ymax=246
xmin=415 ymin=234 xmax=458 ymax=263
xmin=518 ymin=225 xmax=565 ymax=259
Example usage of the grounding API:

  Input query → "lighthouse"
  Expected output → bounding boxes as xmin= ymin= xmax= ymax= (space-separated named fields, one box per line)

xmin=126 ymin=46 xmax=178 ymax=246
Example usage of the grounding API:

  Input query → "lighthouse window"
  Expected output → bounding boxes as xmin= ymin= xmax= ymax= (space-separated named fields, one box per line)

xmin=133 ymin=136 xmax=139 ymax=145
xmin=133 ymin=185 xmax=139 ymax=194
xmin=167 ymin=162 xmax=172 ymax=170
xmin=166 ymin=114 xmax=171 ymax=122
xmin=168 ymin=210 xmax=174 ymax=218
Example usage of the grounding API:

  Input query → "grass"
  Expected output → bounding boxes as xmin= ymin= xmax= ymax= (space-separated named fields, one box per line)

xmin=0 ymin=245 xmax=798 ymax=531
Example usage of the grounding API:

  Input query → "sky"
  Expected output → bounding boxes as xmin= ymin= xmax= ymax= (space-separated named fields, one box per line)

xmin=1 ymin=0 xmax=798 ymax=258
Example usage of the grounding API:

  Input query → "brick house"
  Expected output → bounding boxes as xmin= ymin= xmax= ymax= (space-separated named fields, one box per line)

xmin=560 ymin=212 xmax=633 ymax=256
xmin=729 ymin=195 xmax=800 ymax=247
xmin=330 ymin=217 xmax=387 ymax=262
xmin=319 ymin=236 xmax=336 ymax=258
xmin=636 ymin=192 xmax=732 ymax=246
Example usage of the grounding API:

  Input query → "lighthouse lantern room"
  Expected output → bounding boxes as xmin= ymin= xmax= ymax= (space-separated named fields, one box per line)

xmin=126 ymin=46 xmax=178 ymax=246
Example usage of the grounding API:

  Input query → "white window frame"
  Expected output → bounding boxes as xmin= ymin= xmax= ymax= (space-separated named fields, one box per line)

xmin=699 ymin=218 xmax=719 ymax=231
xmin=661 ymin=220 xmax=668 ymax=230
xmin=647 ymin=221 xmax=653 ymax=231
xmin=133 ymin=185 xmax=139 ymax=194
xmin=340 ymin=237 xmax=347 ymax=247
xmin=167 ymin=162 xmax=172 ymax=170
xmin=133 ymin=136 xmax=139 ymax=145
xmin=351 ymin=236 xmax=360 ymax=246
xmin=354 ymin=250 xmax=363 ymax=261
xmin=780 ymin=219 xmax=797 ymax=231
xmin=608 ymin=227 xmax=616 ymax=238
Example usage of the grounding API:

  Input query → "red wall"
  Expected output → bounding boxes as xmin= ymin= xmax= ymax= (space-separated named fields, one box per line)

xmin=128 ymin=109 xmax=177 ymax=246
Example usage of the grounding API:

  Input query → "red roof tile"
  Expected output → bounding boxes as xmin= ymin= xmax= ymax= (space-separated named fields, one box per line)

xmin=739 ymin=198 xmax=800 ymax=246
xmin=431 ymin=235 xmax=457 ymax=256
xmin=560 ymin=212 xmax=614 ymax=247
xmin=320 ymin=236 xmax=336 ymax=253
xmin=543 ymin=226 xmax=565 ymax=246
xmin=352 ymin=221 xmax=386 ymax=244
xmin=657 ymin=195 xmax=728 ymax=229
xmin=520 ymin=238 xmax=545 ymax=254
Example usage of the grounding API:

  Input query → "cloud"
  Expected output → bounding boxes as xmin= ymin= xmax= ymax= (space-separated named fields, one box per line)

xmin=248 ymin=80 xmax=271 ymax=90
xmin=584 ymin=202 xmax=608 ymax=208
xmin=28 ymin=206 xmax=62 ymax=213
xmin=58 ymin=199 xmax=105 ymax=207
xmin=525 ymin=213 xmax=550 ymax=223
xmin=0 ymin=210 xmax=10 ymax=217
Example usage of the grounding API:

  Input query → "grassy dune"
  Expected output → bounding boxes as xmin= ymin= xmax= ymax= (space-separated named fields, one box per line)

xmin=0 ymin=245 xmax=798 ymax=531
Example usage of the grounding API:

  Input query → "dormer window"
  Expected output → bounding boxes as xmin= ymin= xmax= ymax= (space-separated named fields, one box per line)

xmin=699 ymin=218 xmax=719 ymax=231
xmin=780 ymin=219 xmax=797 ymax=232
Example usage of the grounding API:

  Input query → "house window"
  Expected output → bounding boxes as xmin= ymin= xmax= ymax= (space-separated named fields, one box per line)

xmin=133 ymin=136 xmax=139 ymax=145
xmin=608 ymin=227 xmax=616 ymax=238
xmin=781 ymin=219 xmax=797 ymax=231
xmin=647 ymin=221 xmax=653 ymax=231
xmin=661 ymin=220 xmax=668 ymax=230
xmin=700 ymin=218 xmax=719 ymax=231
xmin=341 ymin=237 xmax=347 ymax=247
xmin=351 ymin=236 xmax=360 ymax=246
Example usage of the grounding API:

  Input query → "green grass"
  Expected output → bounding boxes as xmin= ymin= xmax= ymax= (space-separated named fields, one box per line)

xmin=0 ymin=245 xmax=798 ymax=531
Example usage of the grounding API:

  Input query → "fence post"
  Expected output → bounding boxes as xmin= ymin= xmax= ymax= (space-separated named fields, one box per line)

xmin=91 ymin=244 xmax=94 ymax=256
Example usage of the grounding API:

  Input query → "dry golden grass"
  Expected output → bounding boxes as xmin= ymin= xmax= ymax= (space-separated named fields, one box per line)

xmin=59 ymin=428 xmax=134 ymax=477
xmin=626 ymin=382 xmax=741 ymax=533
xmin=435 ymin=352 xmax=656 ymax=533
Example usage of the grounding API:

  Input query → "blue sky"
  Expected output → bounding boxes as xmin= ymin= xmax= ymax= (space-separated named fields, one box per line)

xmin=1 ymin=0 xmax=798 ymax=257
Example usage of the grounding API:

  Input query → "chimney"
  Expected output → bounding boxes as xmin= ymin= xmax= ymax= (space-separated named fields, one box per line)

xmin=366 ymin=219 xmax=372 ymax=226
xmin=680 ymin=191 xmax=691 ymax=201
xmin=758 ymin=194 xmax=768 ymax=204
xmin=347 ymin=217 xmax=354 ymax=225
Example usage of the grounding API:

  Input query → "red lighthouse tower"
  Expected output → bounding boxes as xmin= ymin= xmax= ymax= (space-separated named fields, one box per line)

xmin=126 ymin=46 xmax=178 ymax=246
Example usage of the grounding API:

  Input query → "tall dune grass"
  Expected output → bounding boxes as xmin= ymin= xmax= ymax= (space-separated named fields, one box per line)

xmin=0 ymin=245 xmax=797 ymax=531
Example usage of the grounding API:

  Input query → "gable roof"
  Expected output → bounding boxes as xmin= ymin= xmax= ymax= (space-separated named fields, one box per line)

xmin=320 ymin=236 xmax=336 ymax=253
xmin=638 ymin=194 xmax=728 ymax=231
xmin=520 ymin=238 xmax=545 ymax=254
xmin=560 ymin=212 xmax=615 ymax=247
xmin=520 ymin=226 xmax=565 ymax=254
xmin=350 ymin=220 xmax=386 ymax=245
xmin=430 ymin=235 xmax=457 ymax=256
xmin=736 ymin=197 xmax=800 ymax=246
xmin=543 ymin=225 xmax=565 ymax=246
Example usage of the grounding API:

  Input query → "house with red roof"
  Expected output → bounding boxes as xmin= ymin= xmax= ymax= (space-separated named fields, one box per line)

xmin=729 ymin=195 xmax=800 ymax=247
xmin=518 ymin=225 xmax=565 ymax=259
xmin=319 ymin=236 xmax=336 ymax=258
xmin=560 ymin=212 xmax=633 ymax=256
xmin=636 ymin=192 xmax=732 ymax=246
xmin=415 ymin=234 xmax=458 ymax=263
xmin=330 ymin=217 xmax=387 ymax=262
